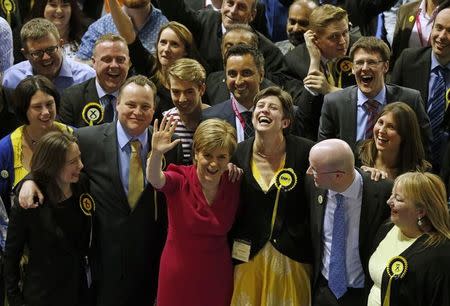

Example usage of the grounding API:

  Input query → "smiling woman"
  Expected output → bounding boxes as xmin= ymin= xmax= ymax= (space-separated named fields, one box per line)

xmin=146 ymin=118 xmax=240 ymax=306
xmin=367 ymin=172 xmax=450 ymax=306
xmin=358 ymin=102 xmax=431 ymax=179
xmin=4 ymin=131 xmax=94 ymax=306
xmin=0 ymin=76 xmax=73 ymax=224
xmin=28 ymin=0 xmax=90 ymax=59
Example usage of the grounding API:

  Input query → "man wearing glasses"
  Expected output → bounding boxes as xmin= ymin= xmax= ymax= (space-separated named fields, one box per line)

xmin=317 ymin=36 xmax=431 ymax=153
xmin=2 ymin=18 xmax=95 ymax=92
xmin=306 ymin=138 xmax=392 ymax=306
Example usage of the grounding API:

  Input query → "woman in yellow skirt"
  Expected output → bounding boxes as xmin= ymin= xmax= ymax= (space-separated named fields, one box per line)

xmin=230 ymin=87 xmax=314 ymax=305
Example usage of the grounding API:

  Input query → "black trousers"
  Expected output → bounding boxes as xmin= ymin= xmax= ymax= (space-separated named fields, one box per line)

xmin=313 ymin=274 xmax=366 ymax=306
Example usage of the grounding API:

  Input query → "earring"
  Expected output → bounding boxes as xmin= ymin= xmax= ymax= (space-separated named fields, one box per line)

xmin=417 ymin=217 xmax=423 ymax=227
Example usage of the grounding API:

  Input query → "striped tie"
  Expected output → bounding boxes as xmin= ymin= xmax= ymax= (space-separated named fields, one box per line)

xmin=428 ymin=66 xmax=447 ymax=167
xmin=241 ymin=111 xmax=254 ymax=139
xmin=364 ymin=99 xmax=379 ymax=139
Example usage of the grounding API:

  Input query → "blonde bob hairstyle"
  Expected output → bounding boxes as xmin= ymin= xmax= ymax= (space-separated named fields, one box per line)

xmin=192 ymin=119 xmax=237 ymax=160
xmin=394 ymin=172 xmax=450 ymax=246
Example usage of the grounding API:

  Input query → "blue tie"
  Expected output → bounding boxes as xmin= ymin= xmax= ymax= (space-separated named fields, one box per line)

xmin=102 ymin=94 xmax=115 ymax=123
xmin=328 ymin=193 xmax=347 ymax=299
xmin=428 ymin=66 xmax=447 ymax=167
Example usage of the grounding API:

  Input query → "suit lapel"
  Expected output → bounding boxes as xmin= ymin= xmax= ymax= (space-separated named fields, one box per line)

xmin=103 ymin=123 xmax=129 ymax=205
xmin=86 ymin=78 xmax=100 ymax=103
xmin=225 ymin=100 xmax=238 ymax=129
xmin=342 ymin=87 xmax=358 ymax=147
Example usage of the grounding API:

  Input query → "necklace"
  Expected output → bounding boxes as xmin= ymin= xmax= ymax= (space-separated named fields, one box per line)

xmin=23 ymin=127 xmax=38 ymax=149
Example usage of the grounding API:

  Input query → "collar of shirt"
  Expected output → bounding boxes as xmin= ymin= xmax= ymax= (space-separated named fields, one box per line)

xmin=231 ymin=94 xmax=254 ymax=112
xmin=116 ymin=120 xmax=148 ymax=152
xmin=357 ymin=85 xmax=386 ymax=108
xmin=418 ymin=0 xmax=439 ymax=23
xmin=328 ymin=169 xmax=363 ymax=201
xmin=431 ymin=51 xmax=450 ymax=71
xmin=95 ymin=78 xmax=118 ymax=100
xmin=56 ymin=56 xmax=73 ymax=78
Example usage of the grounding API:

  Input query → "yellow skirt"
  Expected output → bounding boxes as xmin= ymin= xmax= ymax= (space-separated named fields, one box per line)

xmin=231 ymin=243 xmax=312 ymax=306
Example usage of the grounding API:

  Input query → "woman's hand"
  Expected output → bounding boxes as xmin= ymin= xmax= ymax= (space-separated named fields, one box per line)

xmin=227 ymin=163 xmax=243 ymax=183
xmin=18 ymin=180 xmax=43 ymax=209
xmin=361 ymin=165 xmax=388 ymax=181
xmin=151 ymin=116 xmax=181 ymax=156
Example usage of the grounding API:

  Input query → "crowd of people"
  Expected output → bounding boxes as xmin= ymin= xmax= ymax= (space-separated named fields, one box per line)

xmin=0 ymin=0 xmax=450 ymax=306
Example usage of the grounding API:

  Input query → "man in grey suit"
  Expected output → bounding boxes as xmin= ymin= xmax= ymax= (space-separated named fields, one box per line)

xmin=306 ymin=139 xmax=391 ymax=306
xmin=318 ymin=36 xmax=432 ymax=153
xmin=59 ymin=34 xmax=131 ymax=127
xmin=19 ymin=75 xmax=183 ymax=306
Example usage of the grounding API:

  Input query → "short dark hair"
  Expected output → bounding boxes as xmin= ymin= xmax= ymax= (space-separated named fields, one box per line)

xmin=349 ymin=36 xmax=391 ymax=62
xmin=118 ymin=75 xmax=158 ymax=107
xmin=31 ymin=130 xmax=78 ymax=204
xmin=224 ymin=44 xmax=264 ymax=75
xmin=253 ymin=86 xmax=294 ymax=135
xmin=14 ymin=75 xmax=60 ymax=124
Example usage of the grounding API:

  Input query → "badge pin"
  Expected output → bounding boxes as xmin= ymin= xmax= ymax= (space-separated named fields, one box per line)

xmin=408 ymin=15 xmax=415 ymax=23
xmin=318 ymin=195 xmax=323 ymax=204
xmin=79 ymin=193 xmax=95 ymax=216
xmin=82 ymin=102 xmax=104 ymax=126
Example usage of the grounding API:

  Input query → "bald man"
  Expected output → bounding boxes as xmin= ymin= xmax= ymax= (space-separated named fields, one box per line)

xmin=306 ymin=139 xmax=391 ymax=306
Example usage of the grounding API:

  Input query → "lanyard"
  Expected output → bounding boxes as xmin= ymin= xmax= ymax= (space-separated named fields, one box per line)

xmin=231 ymin=96 xmax=247 ymax=129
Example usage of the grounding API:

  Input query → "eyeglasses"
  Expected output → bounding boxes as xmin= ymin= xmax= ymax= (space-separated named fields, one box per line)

xmin=353 ymin=60 xmax=385 ymax=69
xmin=308 ymin=167 xmax=346 ymax=177
xmin=28 ymin=46 xmax=59 ymax=59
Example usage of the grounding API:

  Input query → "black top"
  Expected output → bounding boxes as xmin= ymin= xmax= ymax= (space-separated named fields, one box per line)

xmin=4 ymin=174 xmax=93 ymax=306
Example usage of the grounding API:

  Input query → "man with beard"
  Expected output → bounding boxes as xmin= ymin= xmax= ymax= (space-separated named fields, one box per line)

xmin=2 ymin=18 xmax=95 ymax=92
xmin=276 ymin=0 xmax=317 ymax=55
xmin=59 ymin=34 xmax=131 ymax=127
xmin=76 ymin=0 xmax=167 ymax=62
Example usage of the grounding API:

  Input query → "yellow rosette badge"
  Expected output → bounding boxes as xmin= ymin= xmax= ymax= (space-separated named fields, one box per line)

xmin=82 ymin=102 xmax=104 ymax=126
xmin=275 ymin=168 xmax=297 ymax=192
xmin=383 ymin=256 xmax=408 ymax=306
xmin=79 ymin=193 xmax=95 ymax=216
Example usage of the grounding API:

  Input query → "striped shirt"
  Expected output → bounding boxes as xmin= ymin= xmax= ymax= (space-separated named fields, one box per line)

xmin=163 ymin=107 xmax=195 ymax=164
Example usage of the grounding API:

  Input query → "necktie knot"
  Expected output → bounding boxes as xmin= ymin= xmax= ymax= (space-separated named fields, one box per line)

xmin=130 ymin=139 xmax=141 ymax=153
xmin=335 ymin=193 xmax=344 ymax=206
xmin=434 ymin=65 xmax=448 ymax=77
xmin=364 ymin=99 xmax=378 ymax=113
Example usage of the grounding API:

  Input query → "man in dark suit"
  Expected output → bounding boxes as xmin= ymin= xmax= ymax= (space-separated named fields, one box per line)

xmin=306 ymin=138 xmax=391 ymax=306
xmin=285 ymin=4 xmax=358 ymax=140
xmin=184 ymin=0 xmax=269 ymax=37
xmin=203 ymin=44 xmax=264 ymax=143
xmin=318 ymin=36 xmax=432 ymax=153
xmin=19 ymin=75 xmax=183 ymax=306
xmin=391 ymin=6 xmax=450 ymax=170
xmin=157 ymin=0 xmax=290 ymax=85
xmin=205 ymin=24 xmax=276 ymax=105
xmin=59 ymin=34 xmax=131 ymax=127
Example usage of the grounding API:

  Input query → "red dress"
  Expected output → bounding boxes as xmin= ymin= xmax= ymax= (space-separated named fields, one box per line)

xmin=156 ymin=164 xmax=240 ymax=306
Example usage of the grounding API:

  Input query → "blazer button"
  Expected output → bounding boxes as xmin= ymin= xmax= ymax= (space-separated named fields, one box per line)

xmin=273 ymin=239 xmax=277 ymax=243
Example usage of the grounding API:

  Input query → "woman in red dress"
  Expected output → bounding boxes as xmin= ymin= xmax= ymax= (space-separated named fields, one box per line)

xmin=146 ymin=117 xmax=240 ymax=306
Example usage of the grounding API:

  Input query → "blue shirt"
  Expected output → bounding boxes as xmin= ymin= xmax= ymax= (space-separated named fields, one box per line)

xmin=0 ymin=17 xmax=13 ymax=73
xmin=322 ymin=169 xmax=365 ymax=288
xmin=2 ymin=57 xmax=95 ymax=92
xmin=427 ymin=51 xmax=450 ymax=110
xmin=116 ymin=120 xmax=149 ymax=196
xmin=76 ymin=5 xmax=168 ymax=60
xmin=356 ymin=86 xmax=387 ymax=142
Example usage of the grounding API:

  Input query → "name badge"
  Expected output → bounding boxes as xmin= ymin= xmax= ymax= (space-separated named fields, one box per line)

xmin=232 ymin=239 xmax=251 ymax=262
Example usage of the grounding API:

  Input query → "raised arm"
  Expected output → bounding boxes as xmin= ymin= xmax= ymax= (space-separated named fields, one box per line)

xmin=108 ymin=0 xmax=136 ymax=44
xmin=146 ymin=116 xmax=181 ymax=189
